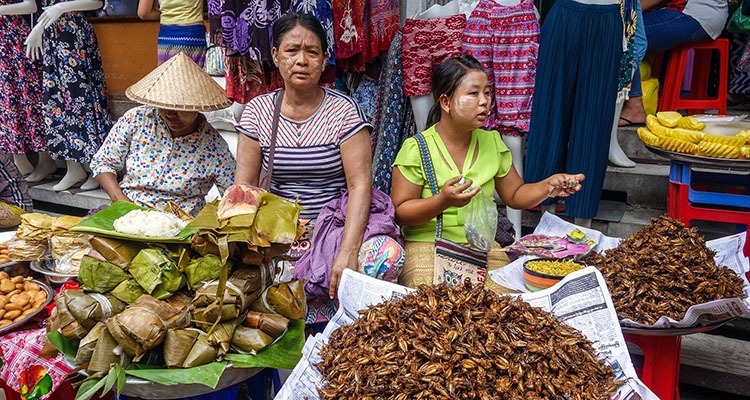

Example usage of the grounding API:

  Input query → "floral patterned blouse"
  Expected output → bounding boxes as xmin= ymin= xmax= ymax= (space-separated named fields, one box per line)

xmin=91 ymin=106 xmax=236 ymax=216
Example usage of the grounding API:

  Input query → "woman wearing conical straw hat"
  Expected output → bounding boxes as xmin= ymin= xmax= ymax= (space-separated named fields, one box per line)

xmin=90 ymin=52 xmax=236 ymax=217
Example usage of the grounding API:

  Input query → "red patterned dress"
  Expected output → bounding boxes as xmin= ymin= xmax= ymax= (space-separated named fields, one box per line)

xmin=0 ymin=3 xmax=46 ymax=154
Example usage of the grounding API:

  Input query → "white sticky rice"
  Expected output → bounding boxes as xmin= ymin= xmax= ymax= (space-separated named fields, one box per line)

xmin=112 ymin=210 xmax=188 ymax=237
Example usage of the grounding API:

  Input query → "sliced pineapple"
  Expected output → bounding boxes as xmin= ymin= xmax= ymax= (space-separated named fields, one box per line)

xmin=738 ymin=130 xmax=750 ymax=144
xmin=637 ymin=127 xmax=662 ymax=147
xmin=661 ymin=137 xmax=698 ymax=154
xmin=676 ymin=116 xmax=706 ymax=131
xmin=741 ymin=146 xmax=750 ymax=159
xmin=646 ymin=114 xmax=671 ymax=137
xmin=669 ymin=128 xmax=704 ymax=144
xmin=656 ymin=111 xmax=683 ymax=128
xmin=701 ymin=134 xmax=747 ymax=148
xmin=697 ymin=141 xmax=741 ymax=159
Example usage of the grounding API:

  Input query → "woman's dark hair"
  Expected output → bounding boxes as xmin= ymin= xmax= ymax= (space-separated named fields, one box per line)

xmin=425 ymin=54 xmax=485 ymax=127
xmin=272 ymin=12 xmax=328 ymax=54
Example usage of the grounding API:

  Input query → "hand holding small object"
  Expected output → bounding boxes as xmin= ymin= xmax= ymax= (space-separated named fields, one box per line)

xmin=440 ymin=175 xmax=481 ymax=208
xmin=547 ymin=173 xmax=585 ymax=198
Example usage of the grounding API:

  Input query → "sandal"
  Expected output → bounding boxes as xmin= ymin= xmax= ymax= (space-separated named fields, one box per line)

xmin=618 ymin=116 xmax=646 ymax=127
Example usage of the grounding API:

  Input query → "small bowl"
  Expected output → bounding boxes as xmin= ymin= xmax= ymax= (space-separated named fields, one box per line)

xmin=523 ymin=258 xmax=586 ymax=292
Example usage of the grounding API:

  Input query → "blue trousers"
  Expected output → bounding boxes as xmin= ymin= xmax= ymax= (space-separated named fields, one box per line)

xmin=630 ymin=9 xmax=710 ymax=97
xmin=524 ymin=0 xmax=621 ymax=219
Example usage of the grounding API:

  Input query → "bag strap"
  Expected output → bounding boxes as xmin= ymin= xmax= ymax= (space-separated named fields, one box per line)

xmin=413 ymin=133 xmax=444 ymax=238
xmin=261 ymin=89 xmax=285 ymax=190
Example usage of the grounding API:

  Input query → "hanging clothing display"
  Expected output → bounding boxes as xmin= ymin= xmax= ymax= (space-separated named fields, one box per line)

xmin=332 ymin=0 xmax=365 ymax=61
xmin=0 ymin=4 xmax=45 ymax=154
xmin=208 ymin=0 xmax=290 ymax=61
xmin=157 ymin=24 xmax=207 ymax=67
xmin=361 ymin=0 xmax=399 ymax=63
xmin=524 ymin=0 xmax=621 ymax=219
xmin=401 ymin=14 xmax=467 ymax=97
xmin=291 ymin=0 xmax=335 ymax=65
xmin=41 ymin=0 xmax=111 ymax=163
xmin=462 ymin=0 xmax=540 ymax=135
xmin=372 ymin=31 xmax=417 ymax=194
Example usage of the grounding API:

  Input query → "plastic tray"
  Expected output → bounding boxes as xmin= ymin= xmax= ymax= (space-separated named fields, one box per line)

xmin=0 ymin=279 xmax=54 ymax=335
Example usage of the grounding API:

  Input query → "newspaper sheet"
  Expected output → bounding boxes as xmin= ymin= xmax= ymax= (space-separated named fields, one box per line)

xmin=276 ymin=268 xmax=657 ymax=400
xmin=490 ymin=212 xmax=750 ymax=328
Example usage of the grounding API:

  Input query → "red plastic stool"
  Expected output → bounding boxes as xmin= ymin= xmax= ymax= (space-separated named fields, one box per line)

xmin=624 ymin=333 xmax=682 ymax=400
xmin=658 ymin=39 xmax=728 ymax=115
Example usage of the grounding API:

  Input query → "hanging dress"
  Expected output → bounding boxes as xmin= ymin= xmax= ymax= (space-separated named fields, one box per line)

xmin=41 ymin=0 xmax=111 ymax=163
xmin=462 ymin=0 xmax=540 ymax=135
xmin=0 ymin=2 xmax=45 ymax=154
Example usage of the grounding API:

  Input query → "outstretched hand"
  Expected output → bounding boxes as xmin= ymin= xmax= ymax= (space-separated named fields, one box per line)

xmin=546 ymin=173 xmax=585 ymax=198
xmin=439 ymin=175 xmax=481 ymax=208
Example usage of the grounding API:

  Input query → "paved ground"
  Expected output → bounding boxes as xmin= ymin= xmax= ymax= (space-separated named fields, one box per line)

xmin=681 ymin=383 xmax=750 ymax=399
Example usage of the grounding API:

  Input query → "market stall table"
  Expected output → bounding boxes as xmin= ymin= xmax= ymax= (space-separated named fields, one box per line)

xmin=622 ymin=322 xmax=728 ymax=400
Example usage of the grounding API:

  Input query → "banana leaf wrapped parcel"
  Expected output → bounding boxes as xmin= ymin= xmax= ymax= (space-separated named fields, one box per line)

xmin=110 ymin=279 xmax=147 ymax=304
xmin=47 ymin=293 xmax=89 ymax=339
xmin=106 ymin=294 xmax=191 ymax=362
xmin=231 ymin=326 xmax=275 ymax=355
xmin=251 ymin=279 xmax=306 ymax=320
xmin=78 ymin=255 xmax=130 ymax=293
xmin=243 ymin=311 xmax=288 ymax=339
xmin=184 ymin=253 xmax=224 ymax=290
xmin=205 ymin=319 xmax=239 ymax=357
xmin=59 ymin=290 xmax=126 ymax=329
xmin=74 ymin=322 xmax=107 ymax=365
xmin=164 ymin=329 xmax=218 ymax=368
xmin=129 ymin=248 xmax=186 ymax=299
xmin=193 ymin=265 xmax=273 ymax=328
xmin=88 ymin=327 xmax=129 ymax=375
xmin=88 ymin=236 xmax=143 ymax=269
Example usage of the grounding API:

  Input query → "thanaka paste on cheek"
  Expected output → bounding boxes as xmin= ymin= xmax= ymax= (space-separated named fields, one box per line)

xmin=453 ymin=95 xmax=475 ymax=119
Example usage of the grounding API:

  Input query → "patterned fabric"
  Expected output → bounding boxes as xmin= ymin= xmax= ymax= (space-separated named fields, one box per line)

xmin=331 ymin=0 xmax=364 ymax=61
xmin=291 ymin=0 xmax=335 ymax=64
xmin=0 ymin=9 xmax=45 ymax=154
xmin=90 ymin=106 xmax=236 ymax=216
xmin=371 ymin=31 xmax=417 ymax=194
xmin=0 ymin=328 xmax=72 ymax=400
xmin=401 ymin=14 xmax=466 ymax=96
xmin=399 ymin=241 xmax=514 ymax=295
xmin=157 ymin=24 xmax=207 ymax=67
xmin=207 ymin=0 xmax=291 ymax=60
xmin=358 ymin=235 xmax=405 ymax=283
xmin=360 ymin=0 xmax=399 ymax=63
xmin=393 ymin=126 xmax=512 ymax=243
xmin=159 ymin=0 xmax=204 ymax=25
xmin=41 ymin=11 xmax=111 ymax=163
xmin=0 ymin=153 xmax=32 ymax=212
xmin=462 ymin=0 xmax=540 ymax=135
xmin=351 ymin=74 xmax=379 ymax=123
xmin=236 ymin=88 xmax=372 ymax=219
xmin=618 ymin=0 xmax=638 ymax=91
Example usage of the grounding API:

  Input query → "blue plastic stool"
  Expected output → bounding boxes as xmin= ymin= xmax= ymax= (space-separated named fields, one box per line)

xmin=117 ymin=369 xmax=281 ymax=400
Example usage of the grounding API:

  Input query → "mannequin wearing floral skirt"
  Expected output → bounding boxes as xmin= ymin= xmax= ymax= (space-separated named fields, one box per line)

xmin=0 ymin=0 xmax=57 ymax=180
xmin=25 ymin=0 xmax=112 ymax=191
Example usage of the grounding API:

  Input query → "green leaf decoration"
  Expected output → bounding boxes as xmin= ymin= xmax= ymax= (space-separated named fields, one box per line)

xmin=116 ymin=365 xmax=126 ymax=395
xmin=102 ymin=368 xmax=117 ymax=395
xmin=70 ymin=201 xmax=197 ymax=243
xmin=224 ymin=319 xmax=304 ymax=370
xmin=124 ymin=361 xmax=227 ymax=388
xmin=46 ymin=331 xmax=80 ymax=360
xmin=27 ymin=374 xmax=53 ymax=400
xmin=74 ymin=377 xmax=107 ymax=400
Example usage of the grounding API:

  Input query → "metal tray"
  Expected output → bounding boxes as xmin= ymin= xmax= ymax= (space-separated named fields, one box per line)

xmin=644 ymin=145 xmax=750 ymax=170
xmin=29 ymin=257 xmax=77 ymax=284
xmin=620 ymin=321 xmax=728 ymax=336
xmin=0 ymin=279 xmax=54 ymax=335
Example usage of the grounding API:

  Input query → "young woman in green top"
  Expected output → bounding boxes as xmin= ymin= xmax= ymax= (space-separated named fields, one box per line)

xmin=391 ymin=54 xmax=585 ymax=291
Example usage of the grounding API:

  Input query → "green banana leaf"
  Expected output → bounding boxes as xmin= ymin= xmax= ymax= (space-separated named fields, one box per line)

xmin=46 ymin=331 xmax=80 ymax=360
xmin=254 ymin=195 xmax=302 ymax=244
xmin=224 ymin=319 xmax=304 ymax=370
xmin=78 ymin=256 xmax=131 ymax=293
xmin=184 ymin=254 xmax=224 ymax=290
xmin=125 ymin=361 xmax=227 ymax=388
xmin=130 ymin=249 xmax=186 ymax=299
xmin=71 ymin=201 xmax=197 ymax=243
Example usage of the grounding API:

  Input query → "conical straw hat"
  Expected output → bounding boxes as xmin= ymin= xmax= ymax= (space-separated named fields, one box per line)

xmin=126 ymin=52 xmax=232 ymax=111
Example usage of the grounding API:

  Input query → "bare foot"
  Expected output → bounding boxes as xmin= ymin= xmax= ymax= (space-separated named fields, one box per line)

xmin=618 ymin=96 xmax=647 ymax=126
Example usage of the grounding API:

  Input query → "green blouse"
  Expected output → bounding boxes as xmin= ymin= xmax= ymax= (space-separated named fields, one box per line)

xmin=393 ymin=126 xmax=513 ymax=243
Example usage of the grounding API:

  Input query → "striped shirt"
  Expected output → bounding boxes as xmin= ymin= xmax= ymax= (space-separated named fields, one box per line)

xmin=237 ymin=88 xmax=372 ymax=219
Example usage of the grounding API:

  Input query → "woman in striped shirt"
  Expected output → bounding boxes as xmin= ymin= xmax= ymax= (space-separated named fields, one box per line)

xmin=235 ymin=13 xmax=377 ymax=307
